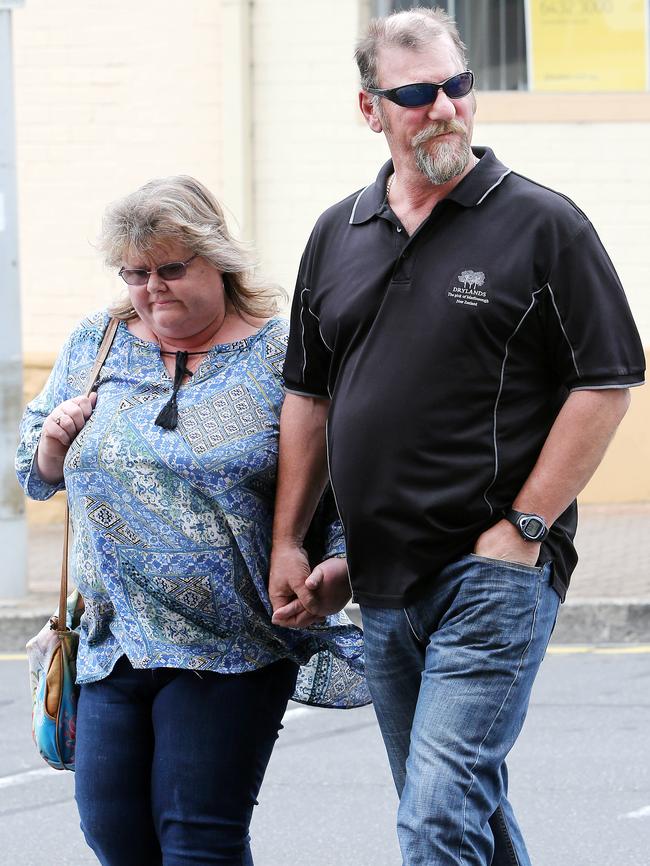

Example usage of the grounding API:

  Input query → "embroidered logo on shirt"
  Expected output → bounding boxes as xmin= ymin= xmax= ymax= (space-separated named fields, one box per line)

xmin=447 ymin=269 xmax=490 ymax=308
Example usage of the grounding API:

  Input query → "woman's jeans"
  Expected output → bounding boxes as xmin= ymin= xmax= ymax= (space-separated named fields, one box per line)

xmin=75 ymin=655 xmax=298 ymax=866
xmin=360 ymin=555 xmax=560 ymax=866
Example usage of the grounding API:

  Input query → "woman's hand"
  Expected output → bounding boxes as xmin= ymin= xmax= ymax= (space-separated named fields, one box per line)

xmin=36 ymin=393 xmax=97 ymax=484
xmin=271 ymin=557 xmax=352 ymax=629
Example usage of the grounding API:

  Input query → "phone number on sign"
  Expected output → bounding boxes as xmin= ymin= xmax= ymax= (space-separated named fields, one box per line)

xmin=539 ymin=0 xmax=614 ymax=15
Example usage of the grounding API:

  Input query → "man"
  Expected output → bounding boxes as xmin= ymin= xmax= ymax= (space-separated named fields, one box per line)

xmin=270 ymin=8 xmax=645 ymax=866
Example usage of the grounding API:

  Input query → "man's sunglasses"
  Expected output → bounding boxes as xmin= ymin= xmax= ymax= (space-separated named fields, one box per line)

xmin=118 ymin=254 xmax=198 ymax=286
xmin=366 ymin=70 xmax=474 ymax=108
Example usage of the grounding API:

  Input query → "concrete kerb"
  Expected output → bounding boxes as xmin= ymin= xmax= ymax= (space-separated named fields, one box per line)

xmin=3 ymin=597 xmax=650 ymax=654
xmin=341 ymin=598 xmax=650 ymax=646
xmin=550 ymin=598 xmax=650 ymax=644
xmin=0 ymin=595 xmax=58 ymax=652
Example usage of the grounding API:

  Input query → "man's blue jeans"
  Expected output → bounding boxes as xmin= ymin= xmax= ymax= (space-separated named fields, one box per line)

xmin=360 ymin=555 xmax=560 ymax=866
xmin=75 ymin=655 xmax=298 ymax=866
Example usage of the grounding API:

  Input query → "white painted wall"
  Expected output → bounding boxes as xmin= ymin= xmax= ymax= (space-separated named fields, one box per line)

xmin=10 ymin=0 xmax=649 ymax=503
xmin=250 ymin=3 xmax=649 ymax=354
xmin=251 ymin=0 xmax=389 ymax=296
xmin=13 ymin=0 xmax=224 ymax=356
xmin=248 ymin=3 xmax=649 ymax=503
xmin=15 ymin=1 xmax=648 ymax=351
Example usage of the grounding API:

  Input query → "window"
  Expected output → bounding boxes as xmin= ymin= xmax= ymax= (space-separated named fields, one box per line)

xmin=375 ymin=1 xmax=650 ymax=93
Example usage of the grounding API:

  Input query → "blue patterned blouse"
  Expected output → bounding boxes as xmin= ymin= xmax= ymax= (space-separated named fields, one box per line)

xmin=16 ymin=311 xmax=369 ymax=708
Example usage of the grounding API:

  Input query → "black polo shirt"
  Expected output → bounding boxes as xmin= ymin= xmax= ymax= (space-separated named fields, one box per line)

xmin=283 ymin=147 xmax=645 ymax=607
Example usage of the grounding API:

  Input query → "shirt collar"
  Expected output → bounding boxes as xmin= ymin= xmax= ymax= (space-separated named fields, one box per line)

xmin=349 ymin=147 xmax=511 ymax=225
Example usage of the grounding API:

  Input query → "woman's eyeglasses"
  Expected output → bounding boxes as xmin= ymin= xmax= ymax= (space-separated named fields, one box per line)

xmin=366 ymin=71 xmax=474 ymax=108
xmin=118 ymin=254 xmax=198 ymax=286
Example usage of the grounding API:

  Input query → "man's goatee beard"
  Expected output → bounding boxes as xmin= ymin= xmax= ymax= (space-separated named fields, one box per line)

xmin=412 ymin=122 xmax=472 ymax=186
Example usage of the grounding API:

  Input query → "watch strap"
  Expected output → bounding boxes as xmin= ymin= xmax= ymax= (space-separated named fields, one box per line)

xmin=505 ymin=508 xmax=549 ymax=542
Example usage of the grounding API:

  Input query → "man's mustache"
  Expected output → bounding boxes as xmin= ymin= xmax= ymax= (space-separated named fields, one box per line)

xmin=412 ymin=120 xmax=467 ymax=147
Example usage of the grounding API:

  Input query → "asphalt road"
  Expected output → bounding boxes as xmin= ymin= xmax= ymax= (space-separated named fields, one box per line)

xmin=1 ymin=647 xmax=649 ymax=866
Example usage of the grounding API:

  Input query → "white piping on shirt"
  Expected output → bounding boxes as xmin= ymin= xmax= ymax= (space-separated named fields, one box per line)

xmin=482 ymin=281 xmax=641 ymax=513
xmin=305 ymin=297 xmax=333 ymax=352
xmin=349 ymin=184 xmax=374 ymax=224
xmin=570 ymin=381 xmax=644 ymax=391
xmin=299 ymin=287 xmax=310 ymax=383
xmin=284 ymin=386 xmax=328 ymax=398
xmin=482 ymin=285 xmax=546 ymax=515
xmin=299 ymin=286 xmax=334 ymax=396
xmin=546 ymin=282 xmax=580 ymax=379
xmin=325 ymin=417 xmax=354 ymax=601
xmin=475 ymin=169 xmax=511 ymax=206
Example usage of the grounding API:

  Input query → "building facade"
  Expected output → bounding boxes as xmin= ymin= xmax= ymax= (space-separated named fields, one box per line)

xmin=12 ymin=0 xmax=650 ymax=521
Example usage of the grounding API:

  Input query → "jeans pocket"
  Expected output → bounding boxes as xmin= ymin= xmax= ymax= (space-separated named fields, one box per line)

xmin=403 ymin=606 xmax=427 ymax=645
xmin=466 ymin=553 xmax=543 ymax=574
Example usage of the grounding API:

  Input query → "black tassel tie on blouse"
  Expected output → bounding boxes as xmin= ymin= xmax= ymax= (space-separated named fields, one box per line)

xmin=155 ymin=350 xmax=206 ymax=430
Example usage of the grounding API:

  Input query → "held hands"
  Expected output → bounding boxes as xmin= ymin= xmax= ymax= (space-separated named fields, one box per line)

xmin=36 ymin=393 xmax=97 ymax=484
xmin=473 ymin=518 xmax=541 ymax=567
xmin=270 ymin=546 xmax=352 ymax=629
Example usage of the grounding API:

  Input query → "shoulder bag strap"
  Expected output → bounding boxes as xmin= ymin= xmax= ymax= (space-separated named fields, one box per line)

xmin=56 ymin=317 xmax=120 ymax=632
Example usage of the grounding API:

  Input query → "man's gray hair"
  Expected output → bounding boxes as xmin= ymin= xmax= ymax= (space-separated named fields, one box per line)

xmin=99 ymin=175 xmax=285 ymax=320
xmin=355 ymin=6 xmax=468 ymax=91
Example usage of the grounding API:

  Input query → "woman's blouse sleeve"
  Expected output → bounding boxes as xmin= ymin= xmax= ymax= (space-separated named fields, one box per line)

xmin=16 ymin=324 xmax=82 ymax=500
xmin=303 ymin=487 xmax=346 ymax=562
xmin=322 ymin=487 xmax=345 ymax=559
xmin=323 ymin=516 xmax=345 ymax=559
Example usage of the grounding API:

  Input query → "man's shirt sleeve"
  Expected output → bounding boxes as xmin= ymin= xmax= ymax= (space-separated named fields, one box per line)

xmin=283 ymin=245 xmax=333 ymax=398
xmin=542 ymin=221 xmax=645 ymax=390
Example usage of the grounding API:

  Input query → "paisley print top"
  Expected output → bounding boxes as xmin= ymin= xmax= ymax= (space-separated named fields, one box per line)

xmin=16 ymin=311 xmax=369 ymax=708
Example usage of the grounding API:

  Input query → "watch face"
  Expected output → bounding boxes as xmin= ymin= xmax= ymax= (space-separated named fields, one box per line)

xmin=521 ymin=516 xmax=545 ymax=540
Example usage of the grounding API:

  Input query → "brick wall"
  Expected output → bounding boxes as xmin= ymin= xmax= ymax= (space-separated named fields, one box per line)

xmin=13 ymin=0 xmax=224 ymax=356
xmin=250 ymin=5 xmax=650 ymax=353
xmin=13 ymin=1 xmax=649 ymax=507
xmin=250 ymin=0 xmax=389 ymax=293
xmin=249 ymin=2 xmax=649 ymax=502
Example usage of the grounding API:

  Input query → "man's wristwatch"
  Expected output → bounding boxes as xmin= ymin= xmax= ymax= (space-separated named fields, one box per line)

xmin=505 ymin=509 xmax=549 ymax=542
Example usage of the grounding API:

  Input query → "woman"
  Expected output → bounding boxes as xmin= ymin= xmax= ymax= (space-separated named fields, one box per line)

xmin=16 ymin=176 xmax=368 ymax=866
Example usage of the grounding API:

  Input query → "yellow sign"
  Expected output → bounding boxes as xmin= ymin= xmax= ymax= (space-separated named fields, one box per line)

xmin=529 ymin=0 xmax=648 ymax=91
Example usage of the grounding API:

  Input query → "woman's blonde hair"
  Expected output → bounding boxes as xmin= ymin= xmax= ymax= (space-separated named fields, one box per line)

xmin=100 ymin=175 xmax=286 ymax=319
